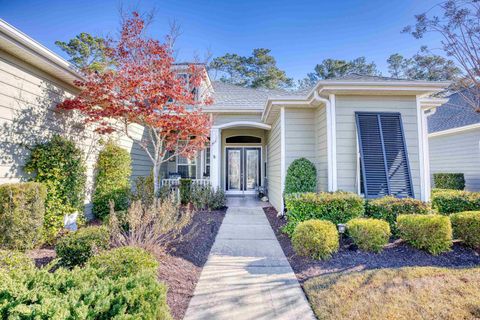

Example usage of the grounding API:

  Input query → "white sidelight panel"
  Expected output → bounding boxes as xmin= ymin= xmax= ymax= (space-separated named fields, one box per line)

xmin=210 ymin=128 xmax=221 ymax=189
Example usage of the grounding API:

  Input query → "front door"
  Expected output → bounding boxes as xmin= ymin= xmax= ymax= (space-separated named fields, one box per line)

xmin=226 ymin=147 xmax=261 ymax=193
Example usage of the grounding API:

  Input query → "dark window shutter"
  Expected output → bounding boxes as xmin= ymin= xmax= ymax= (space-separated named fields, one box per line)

xmin=356 ymin=112 xmax=414 ymax=198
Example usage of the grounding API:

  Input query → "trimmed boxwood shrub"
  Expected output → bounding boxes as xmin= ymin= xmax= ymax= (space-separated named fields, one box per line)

xmin=397 ymin=214 xmax=452 ymax=255
xmin=365 ymin=196 xmax=430 ymax=234
xmin=431 ymin=189 xmax=480 ymax=215
xmin=433 ymin=173 xmax=465 ymax=190
xmin=87 ymin=246 xmax=158 ymax=279
xmin=284 ymin=158 xmax=317 ymax=195
xmin=346 ymin=218 xmax=391 ymax=253
xmin=93 ymin=141 xmax=132 ymax=220
xmin=284 ymin=191 xmax=364 ymax=235
xmin=25 ymin=135 xmax=86 ymax=242
xmin=55 ymin=226 xmax=110 ymax=268
xmin=292 ymin=219 xmax=339 ymax=260
xmin=0 ymin=182 xmax=46 ymax=250
xmin=450 ymin=211 xmax=480 ymax=249
xmin=0 ymin=250 xmax=34 ymax=273
xmin=0 ymin=266 xmax=171 ymax=319
xmin=179 ymin=178 xmax=192 ymax=204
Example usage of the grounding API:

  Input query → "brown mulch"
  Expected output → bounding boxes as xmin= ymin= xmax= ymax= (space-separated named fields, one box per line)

xmin=26 ymin=247 xmax=56 ymax=268
xmin=157 ymin=209 xmax=226 ymax=320
xmin=263 ymin=206 xmax=480 ymax=283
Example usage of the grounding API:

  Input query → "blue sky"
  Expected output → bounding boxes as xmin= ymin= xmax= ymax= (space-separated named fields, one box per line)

xmin=0 ymin=0 xmax=445 ymax=81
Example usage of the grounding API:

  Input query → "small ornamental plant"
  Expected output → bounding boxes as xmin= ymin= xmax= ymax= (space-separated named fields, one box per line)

xmin=292 ymin=219 xmax=339 ymax=260
xmin=284 ymin=158 xmax=317 ymax=195
xmin=346 ymin=218 xmax=391 ymax=253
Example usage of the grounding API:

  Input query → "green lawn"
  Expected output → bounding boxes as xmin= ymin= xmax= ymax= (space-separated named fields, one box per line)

xmin=304 ymin=267 xmax=480 ymax=320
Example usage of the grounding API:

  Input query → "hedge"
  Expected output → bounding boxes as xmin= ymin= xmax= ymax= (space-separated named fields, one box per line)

xmin=93 ymin=141 xmax=132 ymax=220
xmin=365 ymin=196 xmax=430 ymax=234
xmin=431 ymin=189 xmax=480 ymax=215
xmin=433 ymin=173 xmax=465 ymax=190
xmin=179 ymin=179 xmax=192 ymax=205
xmin=0 ymin=266 xmax=171 ymax=319
xmin=284 ymin=191 xmax=364 ymax=235
xmin=25 ymin=135 xmax=86 ymax=242
xmin=346 ymin=218 xmax=391 ymax=253
xmin=56 ymin=226 xmax=110 ymax=268
xmin=284 ymin=158 xmax=317 ymax=195
xmin=87 ymin=246 xmax=158 ymax=279
xmin=397 ymin=214 xmax=452 ymax=255
xmin=0 ymin=182 xmax=46 ymax=250
xmin=0 ymin=250 xmax=34 ymax=273
xmin=292 ymin=219 xmax=339 ymax=260
xmin=450 ymin=211 xmax=480 ymax=249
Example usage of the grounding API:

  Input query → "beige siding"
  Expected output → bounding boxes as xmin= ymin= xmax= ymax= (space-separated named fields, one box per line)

xmin=213 ymin=113 xmax=263 ymax=126
xmin=429 ymin=128 xmax=480 ymax=191
xmin=335 ymin=95 xmax=421 ymax=198
xmin=315 ymin=106 xmax=328 ymax=191
xmin=0 ymin=49 xmax=152 ymax=217
xmin=266 ymin=114 xmax=282 ymax=211
xmin=284 ymin=108 xmax=316 ymax=169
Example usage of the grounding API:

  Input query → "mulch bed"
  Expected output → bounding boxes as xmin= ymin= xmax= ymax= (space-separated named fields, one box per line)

xmin=263 ymin=207 xmax=480 ymax=283
xmin=157 ymin=208 xmax=226 ymax=320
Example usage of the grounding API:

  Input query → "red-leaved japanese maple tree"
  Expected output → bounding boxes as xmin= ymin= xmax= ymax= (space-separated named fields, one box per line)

xmin=58 ymin=12 xmax=212 ymax=194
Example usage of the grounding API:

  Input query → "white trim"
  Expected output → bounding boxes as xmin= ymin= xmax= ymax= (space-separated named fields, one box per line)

xmin=280 ymin=107 xmax=286 ymax=212
xmin=416 ymin=97 xmax=428 ymax=201
xmin=421 ymin=109 xmax=432 ymax=202
xmin=209 ymin=128 xmax=221 ymax=189
xmin=428 ymin=123 xmax=480 ymax=138
xmin=213 ymin=121 xmax=271 ymax=130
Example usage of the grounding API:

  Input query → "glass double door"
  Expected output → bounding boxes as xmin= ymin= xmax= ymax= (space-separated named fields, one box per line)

xmin=226 ymin=147 xmax=261 ymax=193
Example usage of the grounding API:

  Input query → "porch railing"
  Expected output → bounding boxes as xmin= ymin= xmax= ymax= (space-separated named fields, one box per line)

xmin=161 ymin=178 xmax=211 ymax=187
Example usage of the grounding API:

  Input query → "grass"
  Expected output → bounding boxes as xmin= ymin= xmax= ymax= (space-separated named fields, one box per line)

xmin=303 ymin=267 xmax=480 ymax=320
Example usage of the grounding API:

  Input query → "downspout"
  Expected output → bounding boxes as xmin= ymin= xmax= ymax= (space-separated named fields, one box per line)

xmin=310 ymin=91 xmax=337 ymax=192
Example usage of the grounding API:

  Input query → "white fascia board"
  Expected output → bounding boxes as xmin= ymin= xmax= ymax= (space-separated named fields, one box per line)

xmin=429 ymin=123 xmax=480 ymax=138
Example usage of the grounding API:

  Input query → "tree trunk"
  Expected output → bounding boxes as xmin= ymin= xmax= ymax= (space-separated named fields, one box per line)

xmin=153 ymin=162 xmax=160 ymax=196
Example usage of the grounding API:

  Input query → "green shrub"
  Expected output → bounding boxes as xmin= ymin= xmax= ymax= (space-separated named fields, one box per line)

xmin=87 ymin=246 xmax=158 ymax=279
xmin=346 ymin=218 xmax=391 ymax=253
xmin=55 ymin=226 xmax=110 ymax=268
xmin=365 ymin=196 xmax=430 ymax=234
xmin=25 ymin=135 xmax=86 ymax=242
xmin=191 ymin=184 xmax=226 ymax=210
xmin=179 ymin=178 xmax=192 ymax=204
xmin=397 ymin=214 xmax=452 ymax=255
xmin=431 ymin=189 xmax=480 ymax=215
xmin=284 ymin=191 xmax=364 ymax=235
xmin=93 ymin=141 xmax=132 ymax=220
xmin=292 ymin=219 xmax=339 ymax=260
xmin=284 ymin=158 xmax=317 ymax=195
xmin=0 ymin=250 xmax=34 ymax=273
xmin=0 ymin=266 xmax=171 ymax=319
xmin=131 ymin=174 xmax=155 ymax=206
xmin=0 ymin=182 xmax=46 ymax=250
xmin=450 ymin=211 xmax=480 ymax=249
xmin=433 ymin=173 xmax=465 ymax=190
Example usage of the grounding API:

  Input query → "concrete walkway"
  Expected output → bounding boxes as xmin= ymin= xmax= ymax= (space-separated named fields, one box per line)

xmin=184 ymin=204 xmax=316 ymax=320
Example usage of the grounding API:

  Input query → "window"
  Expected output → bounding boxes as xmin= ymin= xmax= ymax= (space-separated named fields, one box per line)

xmin=177 ymin=155 xmax=197 ymax=179
xmin=355 ymin=112 xmax=414 ymax=198
xmin=204 ymin=147 xmax=210 ymax=176
xmin=226 ymin=136 xmax=261 ymax=143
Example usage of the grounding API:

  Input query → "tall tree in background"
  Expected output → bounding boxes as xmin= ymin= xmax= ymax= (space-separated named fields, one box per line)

xmin=404 ymin=0 xmax=479 ymax=111
xmin=55 ymin=33 xmax=111 ymax=72
xmin=58 ymin=12 xmax=212 ymax=194
xmin=387 ymin=47 xmax=461 ymax=81
xmin=298 ymin=57 xmax=379 ymax=89
xmin=209 ymin=48 xmax=293 ymax=89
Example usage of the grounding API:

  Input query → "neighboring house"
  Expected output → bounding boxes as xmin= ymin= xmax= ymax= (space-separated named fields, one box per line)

xmin=428 ymin=91 xmax=480 ymax=191
xmin=0 ymin=19 xmax=449 ymax=214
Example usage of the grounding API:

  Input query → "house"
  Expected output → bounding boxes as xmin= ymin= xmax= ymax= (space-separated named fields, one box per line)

xmin=0 ymin=19 xmax=450 ymax=214
xmin=428 ymin=91 xmax=480 ymax=191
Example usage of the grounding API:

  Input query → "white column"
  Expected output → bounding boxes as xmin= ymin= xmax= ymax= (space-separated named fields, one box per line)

xmin=326 ymin=94 xmax=337 ymax=191
xmin=416 ymin=97 xmax=429 ymax=202
xmin=280 ymin=107 xmax=286 ymax=212
xmin=210 ymin=127 xmax=221 ymax=189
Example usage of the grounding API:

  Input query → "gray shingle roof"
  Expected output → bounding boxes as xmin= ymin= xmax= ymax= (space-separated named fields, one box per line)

xmin=209 ymin=81 xmax=307 ymax=110
xmin=428 ymin=91 xmax=480 ymax=133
